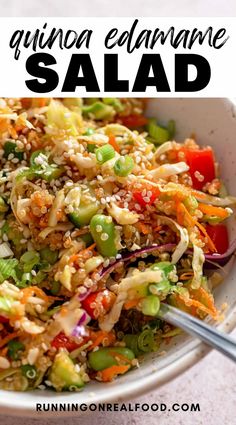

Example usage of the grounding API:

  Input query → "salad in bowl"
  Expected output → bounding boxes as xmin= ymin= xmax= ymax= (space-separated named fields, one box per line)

xmin=0 ymin=97 xmax=235 ymax=393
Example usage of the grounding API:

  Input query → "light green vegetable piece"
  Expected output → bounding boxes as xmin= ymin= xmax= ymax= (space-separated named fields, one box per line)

xmin=0 ymin=258 xmax=19 ymax=284
xmin=47 ymin=100 xmax=82 ymax=137
xmin=149 ymin=261 xmax=175 ymax=297
xmin=0 ymin=296 xmax=15 ymax=314
xmin=68 ymin=187 xmax=100 ymax=228
xmin=69 ymin=202 xmax=100 ymax=228
xmin=40 ymin=247 xmax=58 ymax=265
xmin=88 ymin=347 xmax=134 ymax=371
xmin=90 ymin=214 xmax=118 ymax=257
xmin=82 ymin=102 xmax=114 ymax=120
xmin=141 ymin=295 xmax=160 ymax=316
xmin=48 ymin=352 xmax=84 ymax=391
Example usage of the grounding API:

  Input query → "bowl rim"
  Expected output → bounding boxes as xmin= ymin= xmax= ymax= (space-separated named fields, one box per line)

xmin=1 ymin=97 xmax=236 ymax=418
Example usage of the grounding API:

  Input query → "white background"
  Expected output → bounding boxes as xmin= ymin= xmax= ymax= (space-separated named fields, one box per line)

xmin=1 ymin=1 xmax=236 ymax=425
xmin=0 ymin=17 xmax=235 ymax=97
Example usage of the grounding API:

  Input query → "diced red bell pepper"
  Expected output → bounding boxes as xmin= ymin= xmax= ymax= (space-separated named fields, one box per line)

xmin=180 ymin=148 xmax=215 ymax=190
xmin=119 ymin=114 xmax=148 ymax=129
xmin=51 ymin=332 xmax=88 ymax=352
xmin=205 ymin=224 xmax=229 ymax=254
xmin=0 ymin=315 xmax=8 ymax=323
xmin=81 ymin=290 xmax=116 ymax=320
xmin=133 ymin=187 xmax=160 ymax=208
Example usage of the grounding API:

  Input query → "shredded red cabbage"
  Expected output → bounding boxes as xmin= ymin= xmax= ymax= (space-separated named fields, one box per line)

xmin=99 ymin=243 xmax=176 ymax=279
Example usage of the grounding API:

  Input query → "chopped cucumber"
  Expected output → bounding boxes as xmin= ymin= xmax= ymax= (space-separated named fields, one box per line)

xmin=48 ymin=352 xmax=84 ymax=391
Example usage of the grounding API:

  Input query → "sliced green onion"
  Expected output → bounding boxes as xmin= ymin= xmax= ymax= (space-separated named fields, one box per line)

xmin=32 ymin=271 xmax=46 ymax=285
xmin=21 ymin=364 xmax=37 ymax=379
xmin=141 ymin=295 xmax=160 ymax=316
xmin=50 ymin=280 xmax=61 ymax=296
xmin=40 ymin=247 xmax=58 ymax=265
xmin=38 ymin=164 xmax=64 ymax=182
xmin=114 ymin=156 xmax=134 ymax=177
xmin=123 ymin=334 xmax=141 ymax=357
xmin=96 ymin=144 xmax=115 ymax=164
xmin=87 ymin=144 xmax=97 ymax=153
xmin=30 ymin=149 xmax=47 ymax=166
xmin=82 ymin=102 xmax=114 ymax=120
xmin=137 ymin=329 xmax=155 ymax=352
xmin=8 ymin=340 xmax=25 ymax=360
xmin=147 ymin=118 xmax=170 ymax=145
xmin=102 ymin=98 xmax=124 ymax=112
xmin=84 ymin=128 xmax=95 ymax=136
xmin=183 ymin=196 xmax=198 ymax=213
xmin=0 ymin=258 xmax=19 ymax=284
xmin=149 ymin=280 xmax=170 ymax=297
xmin=3 ymin=141 xmax=24 ymax=160
xmin=19 ymin=272 xmax=32 ymax=288
xmin=20 ymin=251 xmax=40 ymax=272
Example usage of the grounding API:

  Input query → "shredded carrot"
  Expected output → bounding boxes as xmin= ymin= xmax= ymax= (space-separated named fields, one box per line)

xmin=69 ymin=243 xmax=97 ymax=265
xmin=79 ymin=243 xmax=96 ymax=257
xmin=21 ymin=287 xmax=49 ymax=304
xmin=109 ymin=351 xmax=133 ymax=365
xmin=154 ymin=225 xmax=162 ymax=232
xmin=0 ymin=331 xmax=21 ymax=348
xmin=198 ymin=203 xmax=228 ymax=219
xmin=0 ymin=347 xmax=8 ymax=356
xmin=190 ymin=287 xmax=218 ymax=316
xmin=191 ymin=189 xmax=208 ymax=200
xmin=176 ymin=201 xmax=217 ymax=252
xmin=135 ymin=222 xmax=151 ymax=235
xmin=179 ymin=272 xmax=194 ymax=281
xmin=176 ymin=201 xmax=195 ymax=227
xmin=179 ymin=294 xmax=218 ymax=319
xmin=124 ymin=298 xmax=142 ymax=310
xmin=69 ymin=254 xmax=79 ymax=265
xmin=108 ymin=135 xmax=120 ymax=153
xmin=195 ymin=221 xmax=217 ymax=252
xmin=88 ymin=330 xmax=116 ymax=351
xmin=60 ymin=306 xmax=68 ymax=317
xmin=100 ymin=364 xmax=130 ymax=382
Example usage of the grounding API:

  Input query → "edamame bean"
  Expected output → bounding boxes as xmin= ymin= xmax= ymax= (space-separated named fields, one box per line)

xmin=90 ymin=214 xmax=118 ymax=257
xmin=88 ymin=347 xmax=135 ymax=371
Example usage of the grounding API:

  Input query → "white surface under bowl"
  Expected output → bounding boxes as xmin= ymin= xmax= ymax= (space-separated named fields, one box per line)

xmin=0 ymin=98 xmax=236 ymax=418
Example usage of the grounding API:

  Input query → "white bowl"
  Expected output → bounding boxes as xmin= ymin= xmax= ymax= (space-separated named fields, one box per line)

xmin=1 ymin=98 xmax=236 ymax=417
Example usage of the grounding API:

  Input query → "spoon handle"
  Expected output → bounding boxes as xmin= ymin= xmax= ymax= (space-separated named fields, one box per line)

xmin=159 ymin=303 xmax=236 ymax=362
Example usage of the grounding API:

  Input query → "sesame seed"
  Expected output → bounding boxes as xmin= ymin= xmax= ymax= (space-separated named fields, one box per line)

xmin=101 ymin=233 xmax=109 ymax=241
xmin=96 ymin=225 xmax=102 ymax=233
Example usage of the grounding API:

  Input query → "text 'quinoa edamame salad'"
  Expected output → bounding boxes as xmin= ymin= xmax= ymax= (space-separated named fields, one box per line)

xmin=0 ymin=98 xmax=235 ymax=392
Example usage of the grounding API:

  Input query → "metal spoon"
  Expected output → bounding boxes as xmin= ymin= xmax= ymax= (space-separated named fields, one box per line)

xmin=158 ymin=303 xmax=236 ymax=362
